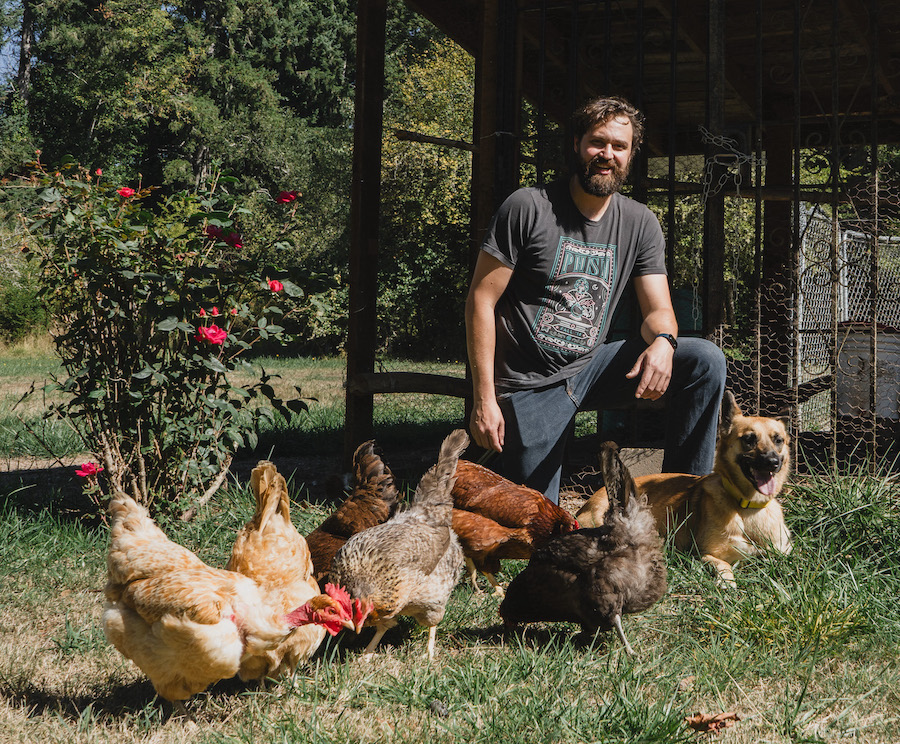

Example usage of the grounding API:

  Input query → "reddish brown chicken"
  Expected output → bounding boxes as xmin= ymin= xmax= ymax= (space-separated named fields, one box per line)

xmin=450 ymin=460 xmax=580 ymax=596
xmin=306 ymin=440 xmax=401 ymax=581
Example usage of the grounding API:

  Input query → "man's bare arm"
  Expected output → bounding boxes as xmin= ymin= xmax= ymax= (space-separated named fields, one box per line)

xmin=627 ymin=273 xmax=678 ymax=400
xmin=465 ymin=252 xmax=513 ymax=451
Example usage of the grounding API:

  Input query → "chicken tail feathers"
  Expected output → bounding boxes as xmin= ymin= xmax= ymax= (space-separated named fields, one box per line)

xmin=412 ymin=429 xmax=470 ymax=520
xmin=599 ymin=441 xmax=638 ymax=521
xmin=353 ymin=440 xmax=400 ymax=508
xmin=250 ymin=461 xmax=290 ymax=531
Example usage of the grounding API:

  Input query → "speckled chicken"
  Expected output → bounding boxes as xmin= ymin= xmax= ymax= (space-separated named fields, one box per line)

xmin=227 ymin=461 xmax=356 ymax=681
xmin=451 ymin=460 xmax=580 ymax=596
xmin=499 ymin=442 xmax=667 ymax=654
xmin=328 ymin=429 xmax=469 ymax=659
xmin=102 ymin=490 xmax=355 ymax=708
xmin=306 ymin=440 xmax=400 ymax=581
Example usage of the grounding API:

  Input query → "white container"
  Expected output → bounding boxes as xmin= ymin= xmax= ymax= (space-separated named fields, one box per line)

xmin=836 ymin=324 xmax=900 ymax=420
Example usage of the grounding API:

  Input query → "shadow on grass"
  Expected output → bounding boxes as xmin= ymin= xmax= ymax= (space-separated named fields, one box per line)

xmin=2 ymin=676 xmax=160 ymax=723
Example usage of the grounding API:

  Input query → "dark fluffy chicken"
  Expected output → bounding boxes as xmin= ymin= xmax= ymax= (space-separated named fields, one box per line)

xmin=451 ymin=461 xmax=580 ymax=595
xmin=306 ymin=440 xmax=400 ymax=581
xmin=499 ymin=442 xmax=667 ymax=654
xmin=329 ymin=429 xmax=469 ymax=659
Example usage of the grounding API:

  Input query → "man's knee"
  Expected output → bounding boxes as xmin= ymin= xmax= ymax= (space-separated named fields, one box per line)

xmin=677 ymin=338 xmax=726 ymax=385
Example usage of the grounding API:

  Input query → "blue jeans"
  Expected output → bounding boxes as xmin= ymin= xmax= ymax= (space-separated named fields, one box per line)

xmin=493 ymin=337 xmax=727 ymax=503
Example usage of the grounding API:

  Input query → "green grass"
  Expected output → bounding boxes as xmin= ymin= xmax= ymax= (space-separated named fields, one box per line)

xmin=0 ymin=461 xmax=898 ymax=743
xmin=0 ymin=348 xmax=467 ymax=464
xmin=0 ymin=343 xmax=898 ymax=741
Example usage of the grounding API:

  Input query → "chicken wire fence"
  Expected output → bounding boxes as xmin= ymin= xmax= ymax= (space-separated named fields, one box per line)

xmin=363 ymin=183 xmax=900 ymax=477
xmin=795 ymin=197 xmax=900 ymax=468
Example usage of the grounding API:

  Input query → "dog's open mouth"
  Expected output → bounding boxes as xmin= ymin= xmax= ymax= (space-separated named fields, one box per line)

xmin=739 ymin=458 xmax=782 ymax=496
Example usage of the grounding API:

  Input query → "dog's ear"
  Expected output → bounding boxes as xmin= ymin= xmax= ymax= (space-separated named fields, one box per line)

xmin=719 ymin=389 xmax=741 ymax=435
xmin=776 ymin=405 xmax=792 ymax=433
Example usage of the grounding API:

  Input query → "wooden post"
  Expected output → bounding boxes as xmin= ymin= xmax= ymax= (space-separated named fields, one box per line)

xmin=344 ymin=0 xmax=387 ymax=467
xmin=759 ymin=125 xmax=794 ymax=413
xmin=465 ymin=0 xmax=519 ymax=423
xmin=703 ymin=0 xmax=726 ymax=343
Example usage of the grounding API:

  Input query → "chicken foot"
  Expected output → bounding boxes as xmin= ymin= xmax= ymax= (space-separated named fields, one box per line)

xmin=465 ymin=558 xmax=506 ymax=597
xmin=612 ymin=614 xmax=635 ymax=656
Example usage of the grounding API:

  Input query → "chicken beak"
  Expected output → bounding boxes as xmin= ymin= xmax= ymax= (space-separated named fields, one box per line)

xmin=353 ymin=599 xmax=375 ymax=633
xmin=340 ymin=616 xmax=357 ymax=632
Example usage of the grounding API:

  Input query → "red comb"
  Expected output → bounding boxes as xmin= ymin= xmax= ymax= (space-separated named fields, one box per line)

xmin=324 ymin=582 xmax=352 ymax=610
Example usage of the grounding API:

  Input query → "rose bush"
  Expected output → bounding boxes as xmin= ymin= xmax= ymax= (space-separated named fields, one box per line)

xmin=20 ymin=159 xmax=308 ymax=516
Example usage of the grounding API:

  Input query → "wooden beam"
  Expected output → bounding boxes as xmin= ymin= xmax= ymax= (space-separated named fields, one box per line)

xmin=392 ymin=129 xmax=477 ymax=152
xmin=347 ymin=372 xmax=471 ymax=398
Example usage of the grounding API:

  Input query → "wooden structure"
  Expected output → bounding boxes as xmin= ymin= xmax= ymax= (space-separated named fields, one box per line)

xmin=345 ymin=0 xmax=900 ymax=467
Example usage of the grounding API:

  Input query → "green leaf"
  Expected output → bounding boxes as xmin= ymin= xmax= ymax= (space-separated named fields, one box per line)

xmin=286 ymin=399 xmax=310 ymax=415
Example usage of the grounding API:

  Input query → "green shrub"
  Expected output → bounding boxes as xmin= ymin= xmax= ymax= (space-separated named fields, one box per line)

xmin=0 ymin=281 xmax=48 ymax=342
xmin=18 ymin=160 xmax=308 ymax=515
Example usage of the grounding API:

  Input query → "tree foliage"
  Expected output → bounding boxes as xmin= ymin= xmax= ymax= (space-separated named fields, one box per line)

xmin=19 ymin=0 xmax=354 ymax=191
xmin=379 ymin=32 xmax=474 ymax=360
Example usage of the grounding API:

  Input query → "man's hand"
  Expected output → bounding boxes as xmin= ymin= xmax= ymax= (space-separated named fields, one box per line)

xmin=469 ymin=398 xmax=505 ymax=452
xmin=626 ymin=336 xmax=674 ymax=400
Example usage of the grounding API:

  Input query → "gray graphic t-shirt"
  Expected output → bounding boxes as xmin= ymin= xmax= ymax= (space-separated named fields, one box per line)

xmin=481 ymin=180 xmax=666 ymax=391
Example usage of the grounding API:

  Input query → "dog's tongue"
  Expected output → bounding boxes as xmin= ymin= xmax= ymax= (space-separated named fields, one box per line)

xmin=752 ymin=470 xmax=777 ymax=496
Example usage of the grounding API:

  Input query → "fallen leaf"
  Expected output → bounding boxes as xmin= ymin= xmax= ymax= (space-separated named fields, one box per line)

xmin=685 ymin=711 xmax=741 ymax=734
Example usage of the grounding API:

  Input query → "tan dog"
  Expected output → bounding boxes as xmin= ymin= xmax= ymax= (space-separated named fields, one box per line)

xmin=576 ymin=391 xmax=792 ymax=586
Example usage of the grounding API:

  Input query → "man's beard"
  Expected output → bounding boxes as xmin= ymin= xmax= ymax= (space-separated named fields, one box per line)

xmin=575 ymin=154 xmax=629 ymax=197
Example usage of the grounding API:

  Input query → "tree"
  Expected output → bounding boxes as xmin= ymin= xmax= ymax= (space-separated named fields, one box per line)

xmin=19 ymin=0 xmax=355 ymax=191
xmin=378 ymin=31 xmax=474 ymax=359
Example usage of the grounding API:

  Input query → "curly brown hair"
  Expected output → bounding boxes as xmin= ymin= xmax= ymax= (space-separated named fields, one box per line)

xmin=571 ymin=96 xmax=645 ymax=156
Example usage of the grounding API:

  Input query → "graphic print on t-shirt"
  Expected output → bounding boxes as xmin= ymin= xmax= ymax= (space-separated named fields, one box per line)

xmin=532 ymin=237 xmax=617 ymax=357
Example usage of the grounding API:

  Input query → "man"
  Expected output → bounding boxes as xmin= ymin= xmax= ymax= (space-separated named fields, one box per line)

xmin=466 ymin=95 xmax=726 ymax=504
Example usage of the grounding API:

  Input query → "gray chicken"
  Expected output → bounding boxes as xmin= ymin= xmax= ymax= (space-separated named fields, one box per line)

xmin=499 ymin=441 xmax=667 ymax=654
xmin=329 ymin=429 xmax=468 ymax=659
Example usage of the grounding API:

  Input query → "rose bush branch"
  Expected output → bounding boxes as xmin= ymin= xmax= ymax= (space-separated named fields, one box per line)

xmin=19 ymin=158 xmax=309 ymax=516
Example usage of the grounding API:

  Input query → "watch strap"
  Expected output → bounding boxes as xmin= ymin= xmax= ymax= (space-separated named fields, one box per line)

xmin=656 ymin=333 xmax=678 ymax=351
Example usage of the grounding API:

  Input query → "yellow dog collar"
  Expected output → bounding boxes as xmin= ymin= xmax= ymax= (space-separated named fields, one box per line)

xmin=721 ymin=473 xmax=766 ymax=509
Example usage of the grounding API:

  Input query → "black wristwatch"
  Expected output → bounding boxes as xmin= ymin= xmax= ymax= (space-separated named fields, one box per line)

xmin=656 ymin=333 xmax=678 ymax=351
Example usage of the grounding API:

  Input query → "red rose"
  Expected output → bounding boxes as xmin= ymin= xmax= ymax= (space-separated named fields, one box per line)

xmin=117 ymin=186 xmax=135 ymax=198
xmin=76 ymin=462 xmax=104 ymax=477
xmin=195 ymin=324 xmax=228 ymax=345
xmin=267 ymin=279 xmax=284 ymax=292
xmin=276 ymin=190 xmax=300 ymax=203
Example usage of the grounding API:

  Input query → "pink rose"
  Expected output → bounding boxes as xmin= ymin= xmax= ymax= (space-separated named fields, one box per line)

xmin=230 ymin=307 xmax=238 ymax=316
xmin=276 ymin=190 xmax=300 ymax=203
xmin=196 ymin=324 xmax=227 ymax=345
xmin=210 ymin=307 xmax=220 ymax=317
xmin=117 ymin=186 xmax=135 ymax=198
xmin=268 ymin=279 xmax=284 ymax=292
xmin=198 ymin=308 xmax=207 ymax=317
xmin=76 ymin=462 xmax=104 ymax=477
